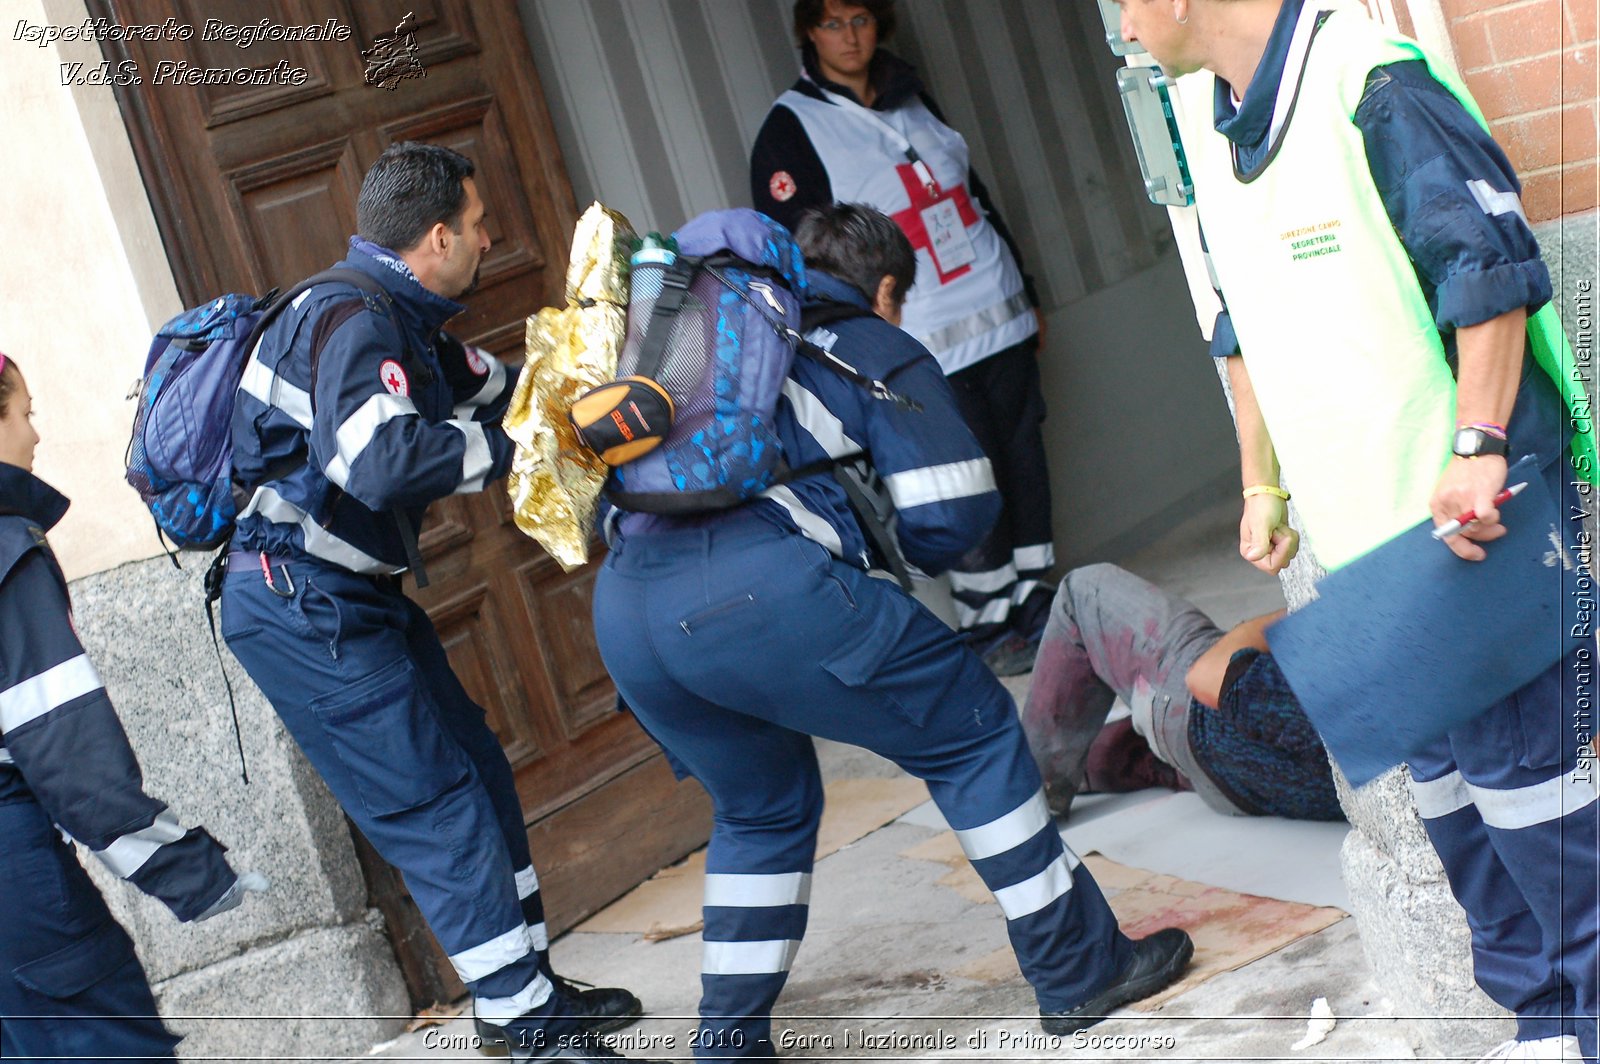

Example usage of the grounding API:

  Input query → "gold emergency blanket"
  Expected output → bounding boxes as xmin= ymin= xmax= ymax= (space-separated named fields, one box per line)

xmin=506 ymin=202 xmax=635 ymax=569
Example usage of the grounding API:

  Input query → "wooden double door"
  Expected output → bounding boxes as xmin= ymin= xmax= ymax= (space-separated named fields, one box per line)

xmin=100 ymin=0 xmax=710 ymax=1005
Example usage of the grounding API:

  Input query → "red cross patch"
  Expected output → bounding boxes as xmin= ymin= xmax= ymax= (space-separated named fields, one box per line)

xmin=464 ymin=345 xmax=491 ymax=377
xmin=379 ymin=359 xmax=410 ymax=397
xmin=890 ymin=164 xmax=979 ymax=285
xmin=769 ymin=170 xmax=797 ymax=203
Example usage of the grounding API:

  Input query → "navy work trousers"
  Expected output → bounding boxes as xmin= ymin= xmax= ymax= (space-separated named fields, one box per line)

xmin=594 ymin=512 xmax=1131 ymax=1059
xmin=221 ymin=558 xmax=565 ymax=1032
xmin=945 ymin=337 xmax=1056 ymax=641
xmin=1409 ymin=649 xmax=1599 ymax=1061
xmin=0 ymin=797 xmax=178 ymax=1061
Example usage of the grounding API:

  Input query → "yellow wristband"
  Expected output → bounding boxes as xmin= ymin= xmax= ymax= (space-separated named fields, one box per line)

xmin=1242 ymin=484 xmax=1290 ymax=501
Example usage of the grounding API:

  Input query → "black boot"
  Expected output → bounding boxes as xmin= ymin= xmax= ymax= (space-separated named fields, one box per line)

xmin=473 ymin=1015 xmax=658 ymax=1062
xmin=550 ymin=974 xmax=642 ymax=1036
xmin=1039 ymin=927 xmax=1193 ymax=1035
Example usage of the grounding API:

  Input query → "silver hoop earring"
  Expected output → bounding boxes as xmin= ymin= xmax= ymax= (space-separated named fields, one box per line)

xmin=1176 ymin=13 xmax=1189 ymax=24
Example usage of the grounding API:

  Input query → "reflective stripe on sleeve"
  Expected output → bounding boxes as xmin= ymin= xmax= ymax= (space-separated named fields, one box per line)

xmin=95 ymin=809 xmax=186 ymax=879
xmin=1009 ymin=579 xmax=1045 ymax=604
xmin=238 ymin=353 xmax=314 ymax=429
xmin=0 ymin=654 xmax=104 ymax=733
xmin=1012 ymin=544 xmax=1055 ymax=573
xmin=948 ymin=562 xmax=1020 ymax=596
xmin=1466 ymin=179 xmax=1529 ymax=224
xmin=884 ymin=458 xmax=996 ymax=511
xmin=325 ymin=392 xmax=418 ymax=489
xmin=953 ymin=596 xmax=1012 ymax=629
xmin=514 ymin=866 xmax=539 ymax=900
xmin=453 ymin=355 xmax=508 ymax=419
xmin=782 ymin=380 xmax=862 ymax=458
xmin=451 ymin=421 xmax=494 ymax=495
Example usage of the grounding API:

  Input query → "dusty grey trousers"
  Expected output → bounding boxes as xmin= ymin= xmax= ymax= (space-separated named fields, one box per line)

xmin=1019 ymin=563 xmax=1247 ymax=816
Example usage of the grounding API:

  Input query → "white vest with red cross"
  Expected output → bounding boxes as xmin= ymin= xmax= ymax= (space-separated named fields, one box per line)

xmin=776 ymin=87 xmax=1036 ymax=375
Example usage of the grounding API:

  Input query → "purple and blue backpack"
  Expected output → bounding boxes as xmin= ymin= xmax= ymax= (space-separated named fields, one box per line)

xmin=596 ymin=208 xmax=811 ymax=513
xmin=125 ymin=269 xmax=387 ymax=550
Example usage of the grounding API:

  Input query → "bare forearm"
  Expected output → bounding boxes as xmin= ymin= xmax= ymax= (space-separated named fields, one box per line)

xmin=1453 ymin=308 xmax=1525 ymax=430
xmin=1185 ymin=609 xmax=1287 ymax=708
xmin=1227 ymin=355 xmax=1280 ymax=487
xmin=1429 ymin=309 xmax=1525 ymax=561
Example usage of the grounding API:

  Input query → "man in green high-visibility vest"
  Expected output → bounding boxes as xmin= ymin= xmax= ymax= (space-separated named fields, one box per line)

xmin=1115 ymin=0 xmax=1597 ymax=1060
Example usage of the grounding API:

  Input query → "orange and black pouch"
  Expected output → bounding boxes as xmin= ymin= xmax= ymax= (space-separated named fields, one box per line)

xmin=569 ymin=376 xmax=675 ymax=466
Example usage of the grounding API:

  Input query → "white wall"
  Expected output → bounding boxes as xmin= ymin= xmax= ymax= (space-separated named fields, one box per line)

xmin=0 ymin=0 xmax=182 ymax=580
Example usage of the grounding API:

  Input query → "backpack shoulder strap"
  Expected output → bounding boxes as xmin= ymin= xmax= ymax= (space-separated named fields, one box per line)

xmin=242 ymin=268 xmax=431 ymax=588
xmin=243 ymin=267 xmax=392 ymax=368
xmin=800 ymin=298 xmax=872 ymax=334
xmin=631 ymin=256 xmax=703 ymax=381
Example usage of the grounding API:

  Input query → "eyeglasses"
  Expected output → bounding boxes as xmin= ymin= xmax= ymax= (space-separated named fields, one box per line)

xmin=816 ymin=14 xmax=875 ymax=33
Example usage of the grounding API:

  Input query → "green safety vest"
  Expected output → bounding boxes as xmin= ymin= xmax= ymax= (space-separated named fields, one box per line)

xmin=1183 ymin=6 xmax=1596 ymax=570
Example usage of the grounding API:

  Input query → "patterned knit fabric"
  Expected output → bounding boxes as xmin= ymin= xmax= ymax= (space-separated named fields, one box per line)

xmin=1188 ymin=649 xmax=1344 ymax=821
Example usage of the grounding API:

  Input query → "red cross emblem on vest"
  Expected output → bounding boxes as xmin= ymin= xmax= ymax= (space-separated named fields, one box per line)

xmin=379 ymin=359 xmax=410 ymax=397
xmin=890 ymin=163 xmax=979 ymax=285
xmin=769 ymin=170 xmax=797 ymax=202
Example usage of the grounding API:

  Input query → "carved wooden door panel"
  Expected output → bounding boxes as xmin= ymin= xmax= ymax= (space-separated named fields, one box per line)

xmin=101 ymin=0 xmax=710 ymax=1006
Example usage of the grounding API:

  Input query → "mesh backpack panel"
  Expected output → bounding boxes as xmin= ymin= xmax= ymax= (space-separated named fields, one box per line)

xmin=606 ymin=209 xmax=808 ymax=512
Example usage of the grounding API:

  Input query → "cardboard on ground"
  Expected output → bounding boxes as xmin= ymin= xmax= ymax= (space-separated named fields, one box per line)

xmin=576 ymin=777 xmax=928 ymax=939
xmin=897 ymin=834 xmax=1347 ymax=1010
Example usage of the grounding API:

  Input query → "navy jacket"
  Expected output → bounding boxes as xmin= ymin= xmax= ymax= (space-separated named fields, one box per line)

xmin=613 ymin=269 xmax=1001 ymax=575
xmin=231 ymin=239 xmax=516 ymax=572
xmin=0 ymin=464 xmax=236 ymax=921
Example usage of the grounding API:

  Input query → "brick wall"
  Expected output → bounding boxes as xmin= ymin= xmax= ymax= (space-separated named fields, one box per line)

xmin=1433 ymin=0 xmax=1598 ymax=221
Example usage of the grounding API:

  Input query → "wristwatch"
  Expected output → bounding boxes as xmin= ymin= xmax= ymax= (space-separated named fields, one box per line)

xmin=1452 ymin=426 xmax=1510 ymax=459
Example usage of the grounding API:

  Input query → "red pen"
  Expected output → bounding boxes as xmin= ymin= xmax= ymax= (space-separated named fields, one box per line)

xmin=1431 ymin=481 xmax=1528 ymax=540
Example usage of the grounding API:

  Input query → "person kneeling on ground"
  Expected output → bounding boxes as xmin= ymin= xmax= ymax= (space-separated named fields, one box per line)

xmin=1021 ymin=563 xmax=1342 ymax=822
xmin=592 ymin=204 xmax=1193 ymax=1060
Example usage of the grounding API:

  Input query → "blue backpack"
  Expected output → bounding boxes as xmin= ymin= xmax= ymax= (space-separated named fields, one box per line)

xmin=571 ymin=208 xmax=916 ymax=513
xmin=125 ymin=269 xmax=388 ymax=550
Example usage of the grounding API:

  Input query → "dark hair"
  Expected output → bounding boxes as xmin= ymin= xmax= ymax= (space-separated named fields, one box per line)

xmin=793 ymin=0 xmax=896 ymax=45
xmin=794 ymin=203 xmax=915 ymax=309
xmin=0 ymin=354 xmax=20 ymax=419
xmin=356 ymin=141 xmax=476 ymax=252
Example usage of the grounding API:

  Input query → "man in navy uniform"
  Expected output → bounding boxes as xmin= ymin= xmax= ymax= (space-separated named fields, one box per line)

xmin=223 ymin=142 xmax=643 ymax=1061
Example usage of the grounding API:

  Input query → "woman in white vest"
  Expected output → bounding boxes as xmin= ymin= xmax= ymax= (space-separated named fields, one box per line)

xmin=1116 ymin=0 xmax=1597 ymax=1061
xmin=750 ymin=0 xmax=1056 ymax=676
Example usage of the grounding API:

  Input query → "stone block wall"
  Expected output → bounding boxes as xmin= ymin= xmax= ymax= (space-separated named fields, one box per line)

xmin=68 ymin=555 xmax=408 ymax=1060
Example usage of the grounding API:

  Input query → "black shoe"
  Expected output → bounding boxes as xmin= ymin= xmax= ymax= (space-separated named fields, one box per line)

xmin=550 ymin=974 xmax=642 ymax=1036
xmin=982 ymin=633 xmax=1038 ymax=677
xmin=1040 ymin=927 xmax=1193 ymax=1035
xmin=472 ymin=1017 xmax=661 ymax=1062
